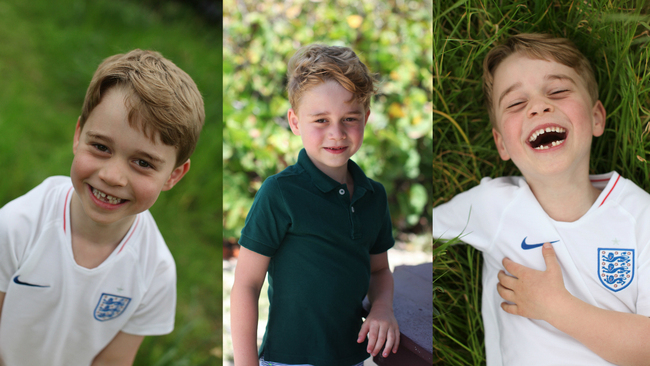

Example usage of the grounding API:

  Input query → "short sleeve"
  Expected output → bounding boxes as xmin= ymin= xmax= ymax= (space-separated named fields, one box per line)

xmin=121 ymin=259 xmax=176 ymax=336
xmin=433 ymin=177 xmax=519 ymax=252
xmin=0 ymin=203 xmax=22 ymax=293
xmin=369 ymin=184 xmax=394 ymax=254
xmin=239 ymin=177 xmax=292 ymax=257
xmin=0 ymin=178 xmax=59 ymax=293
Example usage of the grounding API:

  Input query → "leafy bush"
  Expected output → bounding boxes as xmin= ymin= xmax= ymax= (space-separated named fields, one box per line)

xmin=223 ymin=0 xmax=433 ymax=240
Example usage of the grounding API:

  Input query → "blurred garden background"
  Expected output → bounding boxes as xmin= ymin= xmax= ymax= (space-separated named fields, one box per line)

xmin=434 ymin=0 xmax=650 ymax=364
xmin=0 ymin=0 xmax=221 ymax=364
xmin=223 ymin=0 xmax=433 ymax=364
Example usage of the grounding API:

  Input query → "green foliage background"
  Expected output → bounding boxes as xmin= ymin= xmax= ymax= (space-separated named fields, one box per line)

xmin=0 ymin=0 xmax=221 ymax=364
xmin=434 ymin=0 xmax=650 ymax=364
xmin=223 ymin=0 xmax=433 ymax=242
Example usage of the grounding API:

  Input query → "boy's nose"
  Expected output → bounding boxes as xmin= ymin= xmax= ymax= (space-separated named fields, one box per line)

xmin=328 ymin=123 xmax=347 ymax=140
xmin=527 ymin=98 xmax=553 ymax=117
xmin=98 ymin=160 xmax=127 ymax=187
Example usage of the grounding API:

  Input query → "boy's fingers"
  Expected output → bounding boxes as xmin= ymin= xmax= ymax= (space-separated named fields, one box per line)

xmin=502 ymin=257 xmax=523 ymax=276
xmin=392 ymin=330 xmax=400 ymax=353
xmin=381 ymin=330 xmax=394 ymax=358
xmin=370 ymin=325 xmax=386 ymax=356
xmin=542 ymin=242 xmax=560 ymax=272
xmin=357 ymin=321 xmax=369 ymax=343
xmin=501 ymin=301 xmax=518 ymax=316
xmin=497 ymin=270 xmax=516 ymax=290
xmin=497 ymin=282 xmax=514 ymax=302
xmin=366 ymin=323 xmax=378 ymax=353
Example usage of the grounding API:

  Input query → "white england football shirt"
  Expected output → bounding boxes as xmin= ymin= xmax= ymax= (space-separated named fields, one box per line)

xmin=0 ymin=176 xmax=176 ymax=366
xmin=433 ymin=172 xmax=650 ymax=366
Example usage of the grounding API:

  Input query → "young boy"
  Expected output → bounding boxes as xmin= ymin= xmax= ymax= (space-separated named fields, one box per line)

xmin=433 ymin=33 xmax=650 ymax=366
xmin=0 ymin=49 xmax=204 ymax=365
xmin=231 ymin=44 xmax=400 ymax=366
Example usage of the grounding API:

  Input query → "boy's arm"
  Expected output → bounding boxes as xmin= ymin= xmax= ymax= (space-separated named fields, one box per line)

xmin=231 ymin=246 xmax=270 ymax=366
xmin=358 ymin=252 xmax=400 ymax=358
xmin=498 ymin=243 xmax=650 ymax=366
xmin=90 ymin=331 xmax=144 ymax=366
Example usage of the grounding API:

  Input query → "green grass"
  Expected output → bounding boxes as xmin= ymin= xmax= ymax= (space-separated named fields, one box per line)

xmin=0 ymin=0 xmax=221 ymax=364
xmin=434 ymin=0 xmax=650 ymax=364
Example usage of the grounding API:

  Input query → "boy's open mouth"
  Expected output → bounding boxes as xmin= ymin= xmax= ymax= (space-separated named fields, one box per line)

xmin=91 ymin=186 xmax=125 ymax=205
xmin=528 ymin=127 xmax=567 ymax=150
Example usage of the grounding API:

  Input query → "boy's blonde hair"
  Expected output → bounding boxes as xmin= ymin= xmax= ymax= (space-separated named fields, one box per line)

xmin=80 ymin=49 xmax=205 ymax=167
xmin=287 ymin=44 xmax=377 ymax=112
xmin=483 ymin=33 xmax=599 ymax=126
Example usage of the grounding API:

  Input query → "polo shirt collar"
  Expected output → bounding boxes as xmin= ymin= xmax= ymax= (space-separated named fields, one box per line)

xmin=297 ymin=148 xmax=375 ymax=194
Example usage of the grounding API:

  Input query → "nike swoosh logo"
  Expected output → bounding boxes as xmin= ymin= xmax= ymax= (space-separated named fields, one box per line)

xmin=521 ymin=237 xmax=559 ymax=250
xmin=13 ymin=275 xmax=50 ymax=288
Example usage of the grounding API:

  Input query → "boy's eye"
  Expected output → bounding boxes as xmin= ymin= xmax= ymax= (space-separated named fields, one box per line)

xmin=314 ymin=119 xmax=327 ymax=123
xmin=344 ymin=117 xmax=358 ymax=122
xmin=93 ymin=144 xmax=109 ymax=152
xmin=507 ymin=101 xmax=524 ymax=109
xmin=550 ymin=89 xmax=569 ymax=95
xmin=135 ymin=159 xmax=153 ymax=169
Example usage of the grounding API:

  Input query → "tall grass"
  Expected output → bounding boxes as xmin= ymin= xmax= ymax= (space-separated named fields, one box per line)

xmin=434 ymin=1 xmax=650 ymax=364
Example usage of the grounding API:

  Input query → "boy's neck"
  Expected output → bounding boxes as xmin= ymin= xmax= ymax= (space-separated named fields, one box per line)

xmin=69 ymin=193 xmax=136 ymax=267
xmin=526 ymin=172 xmax=602 ymax=222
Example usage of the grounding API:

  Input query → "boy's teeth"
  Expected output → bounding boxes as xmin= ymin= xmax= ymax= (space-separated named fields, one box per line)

xmin=529 ymin=127 xmax=566 ymax=142
xmin=92 ymin=187 xmax=123 ymax=204
xmin=533 ymin=139 xmax=565 ymax=150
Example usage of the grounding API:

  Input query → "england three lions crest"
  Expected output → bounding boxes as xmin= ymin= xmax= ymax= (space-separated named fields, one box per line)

xmin=94 ymin=293 xmax=131 ymax=321
xmin=598 ymin=248 xmax=635 ymax=292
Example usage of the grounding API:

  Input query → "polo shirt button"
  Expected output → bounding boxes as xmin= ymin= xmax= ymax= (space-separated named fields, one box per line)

xmin=339 ymin=189 xmax=345 ymax=195
xmin=351 ymin=207 xmax=355 ymax=213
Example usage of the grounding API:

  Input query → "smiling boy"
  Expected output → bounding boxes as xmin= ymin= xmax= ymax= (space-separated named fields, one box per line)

xmin=433 ymin=33 xmax=650 ymax=365
xmin=0 ymin=50 xmax=204 ymax=365
xmin=231 ymin=44 xmax=399 ymax=366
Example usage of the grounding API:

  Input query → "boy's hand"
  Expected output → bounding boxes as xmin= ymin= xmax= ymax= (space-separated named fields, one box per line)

xmin=497 ymin=242 xmax=572 ymax=321
xmin=357 ymin=302 xmax=400 ymax=358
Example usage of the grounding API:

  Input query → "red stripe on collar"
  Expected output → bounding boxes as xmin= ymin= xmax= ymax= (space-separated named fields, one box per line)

xmin=63 ymin=187 xmax=73 ymax=234
xmin=117 ymin=215 xmax=140 ymax=254
xmin=599 ymin=174 xmax=621 ymax=207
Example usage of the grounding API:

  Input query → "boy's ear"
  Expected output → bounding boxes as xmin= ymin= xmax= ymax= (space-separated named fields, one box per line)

xmin=287 ymin=108 xmax=300 ymax=136
xmin=73 ymin=117 xmax=82 ymax=155
xmin=591 ymin=101 xmax=606 ymax=137
xmin=162 ymin=159 xmax=191 ymax=191
xmin=364 ymin=109 xmax=371 ymax=126
xmin=492 ymin=128 xmax=511 ymax=161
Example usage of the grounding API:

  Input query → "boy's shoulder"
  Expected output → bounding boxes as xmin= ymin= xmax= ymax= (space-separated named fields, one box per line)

xmin=0 ymin=176 xmax=72 ymax=225
xmin=455 ymin=175 xmax=529 ymax=203
xmin=602 ymin=172 xmax=650 ymax=213
xmin=434 ymin=175 xmax=527 ymax=220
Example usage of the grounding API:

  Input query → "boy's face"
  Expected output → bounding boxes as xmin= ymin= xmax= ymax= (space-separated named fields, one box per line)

xmin=491 ymin=53 xmax=606 ymax=181
xmin=287 ymin=80 xmax=370 ymax=180
xmin=70 ymin=87 xmax=189 ymax=227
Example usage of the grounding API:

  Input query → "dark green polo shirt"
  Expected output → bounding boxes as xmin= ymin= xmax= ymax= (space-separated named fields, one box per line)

xmin=239 ymin=148 xmax=395 ymax=366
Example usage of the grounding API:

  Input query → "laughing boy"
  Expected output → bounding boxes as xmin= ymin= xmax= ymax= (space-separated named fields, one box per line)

xmin=0 ymin=50 xmax=204 ymax=365
xmin=433 ymin=33 xmax=650 ymax=365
